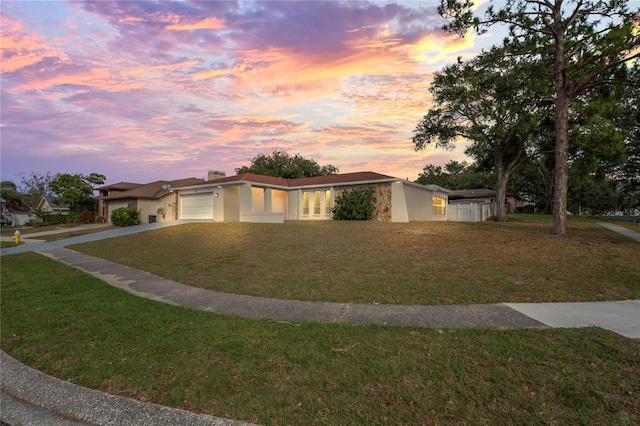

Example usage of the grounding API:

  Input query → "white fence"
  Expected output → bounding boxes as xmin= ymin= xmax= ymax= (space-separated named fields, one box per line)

xmin=448 ymin=201 xmax=495 ymax=222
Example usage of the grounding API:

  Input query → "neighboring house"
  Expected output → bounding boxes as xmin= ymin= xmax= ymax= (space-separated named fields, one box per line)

xmin=37 ymin=195 xmax=70 ymax=214
xmin=170 ymin=172 xmax=451 ymax=223
xmin=96 ymin=182 xmax=142 ymax=220
xmin=97 ymin=178 xmax=204 ymax=224
xmin=448 ymin=188 xmax=523 ymax=216
xmin=0 ymin=206 xmax=36 ymax=226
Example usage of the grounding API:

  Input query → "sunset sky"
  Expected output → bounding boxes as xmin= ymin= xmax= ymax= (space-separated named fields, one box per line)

xmin=1 ymin=0 xmax=502 ymax=186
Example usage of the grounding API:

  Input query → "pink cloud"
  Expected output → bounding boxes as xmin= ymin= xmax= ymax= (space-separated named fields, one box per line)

xmin=0 ymin=1 xmax=484 ymax=185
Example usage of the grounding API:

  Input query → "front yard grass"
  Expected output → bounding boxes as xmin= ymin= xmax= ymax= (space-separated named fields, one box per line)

xmin=70 ymin=215 xmax=640 ymax=304
xmin=2 ymin=253 xmax=639 ymax=425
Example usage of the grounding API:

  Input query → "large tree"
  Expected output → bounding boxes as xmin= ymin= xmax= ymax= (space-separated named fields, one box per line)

xmin=439 ymin=0 xmax=640 ymax=235
xmin=416 ymin=160 xmax=492 ymax=190
xmin=18 ymin=171 xmax=55 ymax=209
xmin=49 ymin=173 xmax=106 ymax=212
xmin=413 ymin=47 xmax=541 ymax=221
xmin=512 ymin=69 xmax=636 ymax=214
xmin=236 ymin=150 xmax=338 ymax=179
xmin=0 ymin=181 xmax=23 ymax=210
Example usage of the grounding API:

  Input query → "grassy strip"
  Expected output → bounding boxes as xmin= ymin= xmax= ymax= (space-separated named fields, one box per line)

xmin=27 ymin=226 xmax=118 ymax=242
xmin=1 ymin=241 xmax=22 ymax=248
xmin=2 ymin=253 xmax=639 ymax=425
xmin=71 ymin=216 xmax=640 ymax=304
xmin=0 ymin=224 xmax=116 ymax=238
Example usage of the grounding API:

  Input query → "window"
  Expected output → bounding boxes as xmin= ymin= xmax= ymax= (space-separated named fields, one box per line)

xmin=325 ymin=190 xmax=331 ymax=215
xmin=313 ymin=191 xmax=321 ymax=215
xmin=303 ymin=192 xmax=310 ymax=215
xmin=433 ymin=196 xmax=446 ymax=215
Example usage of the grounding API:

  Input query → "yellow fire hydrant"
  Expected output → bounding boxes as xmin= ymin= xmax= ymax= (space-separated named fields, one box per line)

xmin=13 ymin=230 xmax=21 ymax=244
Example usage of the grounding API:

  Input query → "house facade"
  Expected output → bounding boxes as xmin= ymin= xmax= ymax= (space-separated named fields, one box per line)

xmin=170 ymin=172 xmax=450 ymax=223
xmin=37 ymin=195 xmax=70 ymax=215
xmin=97 ymin=178 xmax=204 ymax=224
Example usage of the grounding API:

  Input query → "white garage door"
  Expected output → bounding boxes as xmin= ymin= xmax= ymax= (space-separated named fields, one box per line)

xmin=180 ymin=193 xmax=214 ymax=219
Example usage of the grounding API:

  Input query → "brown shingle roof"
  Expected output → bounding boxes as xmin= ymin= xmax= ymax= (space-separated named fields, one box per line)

xmin=448 ymin=188 xmax=497 ymax=199
xmin=449 ymin=188 xmax=522 ymax=200
xmin=96 ymin=182 xmax=142 ymax=191
xmin=291 ymin=171 xmax=395 ymax=187
xmin=176 ymin=171 xmax=397 ymax=189
xmin=104 ymin=178 xmax=203 ymax=200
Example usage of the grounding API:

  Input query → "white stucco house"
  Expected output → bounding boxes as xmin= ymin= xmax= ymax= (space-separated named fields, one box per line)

xmin=168 ymin=172 xmax=450 ymax=223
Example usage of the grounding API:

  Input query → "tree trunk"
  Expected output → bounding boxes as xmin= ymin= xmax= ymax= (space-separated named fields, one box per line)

xmin=551 ymin=4 xmax=569 ymax=236
xmin=494 ymin=147 xmax=509 ymax=222
xmin=495 ymin=166 xmax=508 ymax=222
xmin=551 ymin=94 xmax=570 ymax=236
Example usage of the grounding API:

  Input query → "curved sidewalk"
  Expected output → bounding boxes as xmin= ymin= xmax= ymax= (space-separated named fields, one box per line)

xmin=29 ymin=247 xmax=640 ymax=338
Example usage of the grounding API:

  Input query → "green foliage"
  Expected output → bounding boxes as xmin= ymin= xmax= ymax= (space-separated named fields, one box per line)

xmin=236 ymin=150 xmax=338 ymax=179
xmin=67 ymin=211 xmax=82 ymax=226
xmin=1 ymin=181 xmax=22 ymax=209
xmin=18 ymin=171 xmax=55 ymax=209
xmin=110 ymin=207 xmax=140 ymax=227
xmin=49 ymin=173 xmax=105 ymax=212
xmin=438 ymin=0 xmax=640 ymax=234
xmin=331 ymin=186 xmax=375 ymax=220
xmin=416 ymin=161 xmax=492 ymax=190
xmin=42 ymin=213 xmax=67 ymax=226
xmin=413 ymin=47 xmax=539 ymax=221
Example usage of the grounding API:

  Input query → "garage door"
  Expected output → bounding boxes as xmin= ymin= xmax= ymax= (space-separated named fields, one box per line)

xmin=180 ymin=193 xmax=214 ymax=219
xmin=108 ymin=202 xmax=128 ymax=223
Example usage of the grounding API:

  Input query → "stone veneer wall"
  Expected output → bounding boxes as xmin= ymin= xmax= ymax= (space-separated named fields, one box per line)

xmin=333 ymin=183 xmax=392 ymax=222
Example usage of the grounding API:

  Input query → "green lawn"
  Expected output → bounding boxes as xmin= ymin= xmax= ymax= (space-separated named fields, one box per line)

xmin=69 ymin=215 xmax=640 ymax=304
xmin=2 ymin=252 xmax=639 ymax=425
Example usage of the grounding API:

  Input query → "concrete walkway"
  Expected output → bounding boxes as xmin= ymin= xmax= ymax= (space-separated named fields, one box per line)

xmin=2 ymin=219 xmax=639 ymax=426
xmin=591 ymin=219 xmax=640 ymax=242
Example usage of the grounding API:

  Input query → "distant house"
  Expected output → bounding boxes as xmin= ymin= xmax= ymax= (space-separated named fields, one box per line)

xmin=0 ymin=206 xmax=36 ymax=226
xmin=448 ymin=188 xmax=523 ymax=215
xmin=169 ymin=171 xmax=451 ymax=223
xmin=96 ymin=182 xmax=142 ymax=220
xmin=37 ymin=195 xmax=70 ymax=214
xmin=96 ymin=178 xmax=204 ymax=224
xmin=449 ymin=188 xmax=523 ymax=222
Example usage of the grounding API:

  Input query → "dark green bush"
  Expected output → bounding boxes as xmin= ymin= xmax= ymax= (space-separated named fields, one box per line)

xmin=332 ymin=186 xmax=375 ymax=220
xmin=110 ymin=207 xmax=140 ymax=227
xmin=43 ymin=213 xmax=67 ymax=226
xmin=67 ymin=211 xmax=82 ymax=226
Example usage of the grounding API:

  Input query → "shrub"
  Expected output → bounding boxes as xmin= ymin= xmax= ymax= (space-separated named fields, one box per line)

xmin=43 ymin=213 xmax=67 ymax=226
xmin=67 ymin=211 xmax=82 ymax=226
xmin=110 ymin=207 xmax=140 ymax=227
xmin=95 ymin=215 xmax=107 ymax=223
xmin=332 ymin=186 xmax=375 ymax=220
xmin=80 ymin=211 xmax=95 ymax=224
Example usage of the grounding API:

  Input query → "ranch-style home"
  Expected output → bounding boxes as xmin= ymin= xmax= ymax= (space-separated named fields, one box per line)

xmin=168 ymin=171 xmax=451 ymax=223
xmin=97 ymin=178 xmax=205 ymax=224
